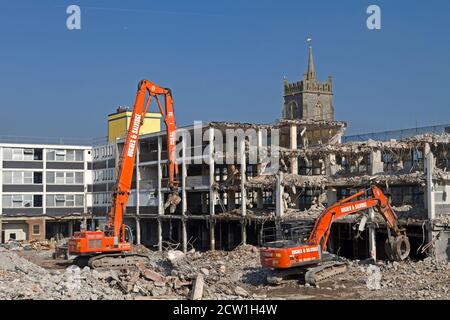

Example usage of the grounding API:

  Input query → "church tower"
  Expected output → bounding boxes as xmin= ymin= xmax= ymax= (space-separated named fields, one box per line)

xmin=282 ymin=45 xmax=334 ymax=121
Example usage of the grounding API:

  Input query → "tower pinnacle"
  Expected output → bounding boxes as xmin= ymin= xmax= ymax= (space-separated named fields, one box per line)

xmin=306 ymin=42 xmax=316 ymax=80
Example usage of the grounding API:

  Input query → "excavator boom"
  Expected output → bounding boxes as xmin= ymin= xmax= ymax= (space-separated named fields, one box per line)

xmin=68 ymin=80 xmax=180 ymax=269
xmin=260 ymin=185 xmax=410 ymax=284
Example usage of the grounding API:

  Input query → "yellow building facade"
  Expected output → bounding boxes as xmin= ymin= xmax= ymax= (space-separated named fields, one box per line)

xmin=108 ymin=109 xmax=162 ymax=142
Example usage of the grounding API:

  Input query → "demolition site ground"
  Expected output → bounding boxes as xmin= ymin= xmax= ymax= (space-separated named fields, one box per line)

xmin=1 ymin=243 xmax=449 ymax=300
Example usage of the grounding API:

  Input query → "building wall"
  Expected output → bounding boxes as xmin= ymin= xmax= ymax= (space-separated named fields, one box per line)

xmin=108 ymin=111 xmax=162 ymax=143
xmin=0 ymin=143 xmax=93 ymax=243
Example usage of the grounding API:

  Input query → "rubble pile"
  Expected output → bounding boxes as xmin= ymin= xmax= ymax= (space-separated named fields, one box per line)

xmin=0 ymin=244 xmax=266 ymax=300
xmin=0 ymin=240 xmax=55 ymax=252
xmin=0 ymin=247 xmax=124 ymax=300
xmin=342 ymin=257 xmax=450 ymax=300
xmin=144 ymin=244 xmax=268 ymax=299
xmin=376 ymin=258 xmax=450 ymax=299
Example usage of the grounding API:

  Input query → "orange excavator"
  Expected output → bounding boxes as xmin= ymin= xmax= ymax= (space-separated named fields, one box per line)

xmin=260 ymin=185 xmax=410 ymax=285
xmin=68 ymin=80 xmax=180 ymax=269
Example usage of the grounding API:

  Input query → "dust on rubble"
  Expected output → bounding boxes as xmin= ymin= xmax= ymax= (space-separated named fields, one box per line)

xmin=2 ymin=244 xmax=450 ymax=300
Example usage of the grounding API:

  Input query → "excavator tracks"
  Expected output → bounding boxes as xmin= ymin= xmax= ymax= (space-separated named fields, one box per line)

xmin=266 ymin=261 xmax=348 ymax=286
xmin=304 ymin=262 xmax=348 ymax=285
xmin=75 ymin=253 xmax=151 ymax=271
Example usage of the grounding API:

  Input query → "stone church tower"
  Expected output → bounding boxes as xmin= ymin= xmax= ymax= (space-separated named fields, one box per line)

xmin=282 ymin=46 xmax=334 ymax=121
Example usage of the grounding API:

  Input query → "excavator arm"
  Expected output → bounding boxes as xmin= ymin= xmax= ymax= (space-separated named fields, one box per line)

xmin=107 ymin=80 xmax=179 ymax=240
xmin=260 ymin=185 xmax=410 ymax=284
xmin=261 ymin=185 xmax=410 ymax=273
xmin=307 ymin=185 xmax=404 ymax=251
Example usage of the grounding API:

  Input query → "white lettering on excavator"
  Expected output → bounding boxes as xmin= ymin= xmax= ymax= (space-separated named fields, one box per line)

xmin=127 ymin=114 xmax=142 ymax=158
xmin=292 ymin=246 xmax=319 ymax=255
xmin=340 ymin=202 xmax=368 ymax=213
xmin=169 ymin=132 xmax=176 ymax=146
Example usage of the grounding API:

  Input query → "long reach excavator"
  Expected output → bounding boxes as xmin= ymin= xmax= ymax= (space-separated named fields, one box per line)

xmin=68 ymin=80 xmax=180 ymax=269
xmin=260 ymin=185 xmax=411 ymax=285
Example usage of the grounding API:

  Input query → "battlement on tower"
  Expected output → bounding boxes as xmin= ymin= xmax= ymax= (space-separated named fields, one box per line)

xmin=284 ymin=75 xmax=333 ymax=96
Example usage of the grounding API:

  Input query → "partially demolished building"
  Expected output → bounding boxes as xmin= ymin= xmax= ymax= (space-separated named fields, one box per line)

xmin=88 ymin=46 xmax=450 ymax=262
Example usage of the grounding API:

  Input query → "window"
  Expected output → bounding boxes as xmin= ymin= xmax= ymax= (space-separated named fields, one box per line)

xmin=46 ymin=150 xmax=56 ymax=161
xmin=34 ymin=172 xmax=43 ymax=184
xmin=46 ymin=195 xmax=55 ymax=207
xmin=34 ymin=149 xmax=43 ymax=161
xmin=66 ymin=150 xmax=75 ymax=162
xmin=75 ymin=195 xmax=84 ymax=207
xmin=3 ymin=148 xmax=12 ymax=160
xmin=66 ymin=172 xmax=75 ymax=184
xmin=55 ymin=195 xmax=65 ymax=207
xmin=2 ymin=194 xmax=40 ymax=208
xmin=46 ymin=194 xmax=84 ymax=207
xmin=23 ymin=172 xmax=33 ymax=184
xmin=75 ymin=150 xmax=84 ymax=162
xmin=2 ymin=195 xmax=12 ymax=208
xmin=46 ymin=172 xmax=55 ymax=184
xmin=66 ymin=195 xmax=75 ymax=207
xmin=32 ymin=224 xmax=40 ymax=235
xmin=12 ymin=195 xmax=22 ymax=207
xmin=33 ymin=195 xmax=42 ymax=207
xmin=2 ymin=172 xmax=12 ymax=184
xmin=12 ymin=149 xmax=22 ymax=161
xmin=75 ymin=172 xmax=84 ymax=184
xmin=23 ymin=195 xmax=33 ymax=207
xmin=13 ymin=172 xmax=22 ymax=184
xmin=46 ymin=149 xmax=84 ymax=162
xmin=55 ymin=172 xmax=65 ymax=184
xmin=3 ymin=148 xmax=41 ymax=161
xmin=47 ymin=172 xmax=84 ymax=185
xmin=315 ymin=103 xmax=323 ymax=120
xmin=23 ymin=149 xmax=34 ymax=161
xmin=56 ymin=150 xmax=66 ymax=161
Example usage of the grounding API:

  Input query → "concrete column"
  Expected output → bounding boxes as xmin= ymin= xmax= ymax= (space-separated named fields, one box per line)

xmin=157 ymin=136 xmax=163 ymax=251
xmin=209 ymin=129 xmax=216 ymax=215
xmin=426 ymin=151 xmax=435 ymax=253
xmin=136 ymin=143 xmax=140 ymax=216
xmin=68 ymin=220 xmax=74 ymax=237
xmin=326 ymin=188 xmax=337 ymax=207
xmin=0 ymin=147 xmax=3 ymax=242
xmin=276 ymin=171 xmax=284 ymax=218
xmin=240 ymin=139 xmax=247 ymax=217
xmin=256 ymin=190 xmax=263 ymax=209
xmin=290 ymin=125 xmax=298 ymax=175
xmin=256 ymin=129 xmax=264 ymax=209
xmin=325 ymin=153 xmax=340 ymax=176
xmin=426 ymin=152 xmax=435 ymax=220
xmin=43 ymin=148 xmax=47 ymax=215
xmin=83 ymin=149 xmax=89 ymax=217
xmin=240 ymin=139 xmax=247 ymax=245
xmin=368 ymin=208 xmax=376 ymax=261
xmin=256 ymin=129 xmax=263 ymax=175
xmin=208 ymin=128 xmax=216 ymax=251
xmin=370 ymin=150 xmax=383 ymax=175
xmin=135 ymin=217 xmax=141 ymax=245
xmin=181 ymin=135 xmax=187 ymax=253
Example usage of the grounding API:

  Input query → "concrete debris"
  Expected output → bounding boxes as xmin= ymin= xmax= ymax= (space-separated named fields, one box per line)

xmin=0 ymin=247 xmax=124 ymax=300
xmin=167 ymin=250 xmax=186 ymax=265
xmin=3 ymin=242 xmax=450 ymax=300
xmin=190 ymin=274 xmax=204 ymax=300
xmin=341 ymin=257 xmax=450 ymax=300
xmin=365 ymin=265 xmax=381 ymax=290
xmin=0 ymin=244 xmax=263 ymax=300
xmin=234 ymin=286 xmax=249 ymax=297
xmin=0 ymin=239 xmax=55 ymax=252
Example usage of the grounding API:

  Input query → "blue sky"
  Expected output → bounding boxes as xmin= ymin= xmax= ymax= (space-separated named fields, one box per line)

xmin=0 ymin=0 xmax=449 ymax=138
